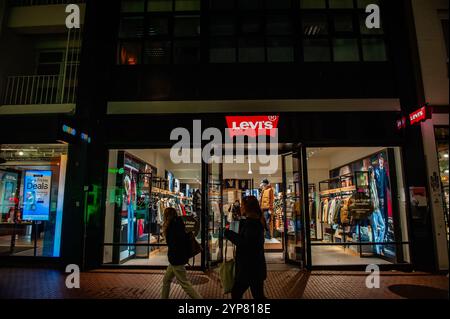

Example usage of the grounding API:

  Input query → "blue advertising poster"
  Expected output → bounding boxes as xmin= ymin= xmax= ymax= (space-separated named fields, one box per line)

xmin=23 ymin=171 xmax=52 ymax=221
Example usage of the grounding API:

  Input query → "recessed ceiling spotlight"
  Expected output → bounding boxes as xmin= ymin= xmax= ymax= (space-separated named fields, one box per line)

xmin=18 ymin=151 xmax=24 ymax=156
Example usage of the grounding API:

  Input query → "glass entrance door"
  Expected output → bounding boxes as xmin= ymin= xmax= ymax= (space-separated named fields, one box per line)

xmin=282 ymin=146 xmax=307 ymax=267
xmin=206 ymin=161 xmax=224 ymax=266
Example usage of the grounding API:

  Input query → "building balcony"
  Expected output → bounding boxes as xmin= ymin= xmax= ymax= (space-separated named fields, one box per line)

xmin=0 ymin=74 xmax=77 ymax=114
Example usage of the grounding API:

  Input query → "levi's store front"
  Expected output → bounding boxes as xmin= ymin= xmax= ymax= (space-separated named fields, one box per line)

xmin=101 ymin=113 xmax=413 ymax=270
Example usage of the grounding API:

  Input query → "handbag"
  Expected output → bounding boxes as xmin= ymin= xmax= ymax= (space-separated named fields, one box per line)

xmin=186 ymin=231 xmax=202 ymax=259
xmin=218 ymin=240 xmax=235 ymax=294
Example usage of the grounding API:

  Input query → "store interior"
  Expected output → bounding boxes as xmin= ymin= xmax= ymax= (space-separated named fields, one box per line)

xmin=104 ymin=146 xmax=409 ymax=267
xmin=306 ymin=147 xmax=407 ymax=266
xmin=0 ymin=144 xmax=67 ymax=258
xmin=104 ymin=149 xmax=202 ymax=266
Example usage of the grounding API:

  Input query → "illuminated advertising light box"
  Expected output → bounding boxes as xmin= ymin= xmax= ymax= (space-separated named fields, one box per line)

xmin=23 ymin=171 xmax=52 ymax=221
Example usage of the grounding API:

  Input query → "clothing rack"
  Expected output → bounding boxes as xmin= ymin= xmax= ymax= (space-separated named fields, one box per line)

xmin=318 ymin=171 xmax=374 ymax=257
xmin=318 ymin=173 xmax=356 ymax=244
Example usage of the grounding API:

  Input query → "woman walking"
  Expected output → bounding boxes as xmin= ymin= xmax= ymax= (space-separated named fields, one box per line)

xmin=225 ymin=196 xmax=267 ymax=299
xmin=161 ymin=207 xmax=202 ymax=299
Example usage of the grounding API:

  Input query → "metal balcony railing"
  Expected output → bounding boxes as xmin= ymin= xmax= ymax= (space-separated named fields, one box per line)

xmin=3 ymin=75 xmax=77 ymax=105
xmin=9 ymin=0 xmax=85 ymax=6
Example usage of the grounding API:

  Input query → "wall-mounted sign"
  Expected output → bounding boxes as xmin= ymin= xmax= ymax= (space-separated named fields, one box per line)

xmin=23 ymin=171 xmax=52 ymax=221
xmin=409 ymin=104 xmax=431 ymax=125
xmin=81 ymin=133 xmax=92 ymax=143
xmin=62 ymin=125 xmax=76 ymax=136
xmin=409 ymin=186 xmax=427 ymax=207
xmin=396 ymin=116 xmax=407 ymax=130
xmin=108 ymin=168 xmax=125 ymax=175
xmin=226 ymin=115 xmax=279 ymax=137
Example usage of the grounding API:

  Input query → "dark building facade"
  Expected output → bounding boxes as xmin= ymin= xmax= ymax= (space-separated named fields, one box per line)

xmin=0 ymin=0 xmax=447 ymax=272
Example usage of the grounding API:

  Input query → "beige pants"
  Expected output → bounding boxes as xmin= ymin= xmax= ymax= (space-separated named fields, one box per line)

xmin=161 ymin=264 xmax=202 ymax=299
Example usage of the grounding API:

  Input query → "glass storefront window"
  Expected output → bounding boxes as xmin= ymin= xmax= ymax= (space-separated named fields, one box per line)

xmin=307 ymin=147 xmax=410 ymax=266
xmin=0 ymin=144 xmax=68 ymax=258
xmin=435 ymin=127 xmax=449 ymax=245
xmin=103 ymin=149 xmax=201 ymax=266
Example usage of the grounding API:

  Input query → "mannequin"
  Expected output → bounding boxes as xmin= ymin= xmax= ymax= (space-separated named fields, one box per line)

xmin=259 ymin=179 xmax=274 ymax=240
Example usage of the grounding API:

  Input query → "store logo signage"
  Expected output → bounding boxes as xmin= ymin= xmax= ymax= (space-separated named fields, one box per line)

xmin=396 ymin=116 xmax=406 ymax=130
xmin=409 ymin=107 xmax=426 ymax=125
xmin=170 ymin=120 xmax=279 ymax=174
xmin=226 ymin=115 xmax=280 ymax=137
xmin=409 ymin=104 xmax=431 ymax=125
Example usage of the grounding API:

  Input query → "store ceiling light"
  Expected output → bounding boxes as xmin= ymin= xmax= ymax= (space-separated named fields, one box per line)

xmin=444 ymin=154 xmax=449 ymax=158
xmin=18 ymin=151 xmax=24 ymax=156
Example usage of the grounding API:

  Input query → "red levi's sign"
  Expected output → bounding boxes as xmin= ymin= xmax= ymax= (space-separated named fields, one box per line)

xmin=226 ymin=115 xmax=280 ymax=137
xmin=409 ymin=106 xmax=427 ymax=125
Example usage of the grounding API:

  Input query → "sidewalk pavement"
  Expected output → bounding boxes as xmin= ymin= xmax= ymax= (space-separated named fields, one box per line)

xmin=0 ymin=267 xmax=448 ymax=299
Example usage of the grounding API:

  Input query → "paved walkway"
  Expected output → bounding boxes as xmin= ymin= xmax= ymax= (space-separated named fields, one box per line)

xmin=0 ymin=267 xmax=448 ymax=299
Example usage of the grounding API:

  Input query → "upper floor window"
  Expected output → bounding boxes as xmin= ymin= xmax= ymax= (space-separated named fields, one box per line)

xmin=118 ymin=0 xmax=201 ymax=65
xmin=117 ymin=0 xmax=388 ymax=65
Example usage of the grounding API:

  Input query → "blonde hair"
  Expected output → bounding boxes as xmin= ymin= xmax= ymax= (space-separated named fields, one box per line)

xmin=163 ymin=207 xmax=178 ymax=237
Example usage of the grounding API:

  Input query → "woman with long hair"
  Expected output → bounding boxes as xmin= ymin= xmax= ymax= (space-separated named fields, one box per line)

xmin=161 ymin=207 xmax=202 ymax=299
xmin=225 ymin=196 xmax=267 ymax=299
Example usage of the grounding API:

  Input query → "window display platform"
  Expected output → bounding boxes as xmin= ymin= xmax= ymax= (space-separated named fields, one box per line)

xmin=122 ymin=246 xmax=202 ymax=267
xmin=312 ymin=245 xmax=392 ymax=266
xmin=264 ymin=237 xmax=282 ymax=250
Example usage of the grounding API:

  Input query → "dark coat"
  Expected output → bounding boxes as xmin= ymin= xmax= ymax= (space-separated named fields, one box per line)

xmin=225 ymin=218 xmax=267 ymax=283
xmin=166 ymin=217 xmax=188 ymax=266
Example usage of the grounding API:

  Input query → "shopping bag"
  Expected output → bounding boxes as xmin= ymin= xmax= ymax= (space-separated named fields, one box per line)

xmin=218 ymin=240 xmax=235 ymax=294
